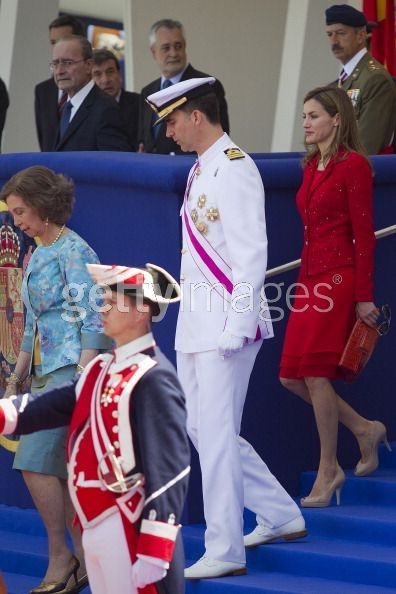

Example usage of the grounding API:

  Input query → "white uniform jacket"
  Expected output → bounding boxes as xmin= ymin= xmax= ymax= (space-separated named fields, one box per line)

xmin=176 ymin=133 xmax=273 ymax=353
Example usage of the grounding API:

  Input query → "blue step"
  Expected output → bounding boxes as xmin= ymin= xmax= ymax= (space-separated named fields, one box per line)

xmin=0 ymin=529 xmax=48 ymax=576
xmin=300 ymin=504 xmax=396 ymax=546
xmin=0 ymin=505 xmax=46 ymax=537
xmin=300 ymin=469 xmax=396 ymax=506
xmin=1 ymin=444 xmax=395 ymax=594
xmin=1 ymin=568 xmax=91 ymax=594
xmin=184 ymin=571 xmax=396 ymax=594
xmin=183 ymin=525 xmax=396 ymax=588
xmin=1 ymin=571 xmax=43 ymax=594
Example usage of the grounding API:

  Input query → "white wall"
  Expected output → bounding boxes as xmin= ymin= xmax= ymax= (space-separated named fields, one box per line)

xmin=0 ymin=0 xmax=59 ymax=152
xmin=127 ymin=0 xmax=288 ymax=152
xmin=61 ymin=0 xmax=124 ymax=21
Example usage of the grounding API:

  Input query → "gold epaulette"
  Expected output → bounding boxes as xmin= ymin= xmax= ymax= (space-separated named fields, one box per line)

xmin=367 ymin=59 xmax=382 ymax=72
xmin=224 ymin=147 xmax=245 ymax=160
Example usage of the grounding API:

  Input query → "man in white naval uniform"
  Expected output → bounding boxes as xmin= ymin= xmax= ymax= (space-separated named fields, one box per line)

xmin=146 ymin=78 xmax=307 ymax=579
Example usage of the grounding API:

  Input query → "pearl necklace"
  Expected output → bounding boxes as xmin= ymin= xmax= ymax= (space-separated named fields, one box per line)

xmin=47 ymin=224 xmax=65 ymax=247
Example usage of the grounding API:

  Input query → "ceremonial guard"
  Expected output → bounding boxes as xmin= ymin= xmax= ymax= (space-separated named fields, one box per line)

xmin=146 ymin=78 xmax=306 ymax=580
xmin=0 ymin=263 xmax=190 ymax=594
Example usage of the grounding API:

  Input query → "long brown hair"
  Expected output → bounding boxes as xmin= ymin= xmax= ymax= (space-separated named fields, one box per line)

xmin=302 ymin=86 xmax=369 ymax=166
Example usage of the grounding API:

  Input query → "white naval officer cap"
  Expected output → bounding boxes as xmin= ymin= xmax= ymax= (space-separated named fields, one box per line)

xmin=146 ymin=77 xmax=216 ymax=125
xmin=87 ymin=262 xmax=181 ymax=318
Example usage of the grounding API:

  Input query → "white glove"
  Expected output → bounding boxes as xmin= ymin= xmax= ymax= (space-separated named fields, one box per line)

xmin=217 ymin=330 xmax=245 ymax=358
xmin=132 ymin=555 xmax=168 ymax=588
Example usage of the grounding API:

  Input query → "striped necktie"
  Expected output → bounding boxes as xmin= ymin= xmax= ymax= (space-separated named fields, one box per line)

xmin=338 ymin=68 xmax=348 ymax=87
xmin=58 ymin=91 xmax=68 ymax=117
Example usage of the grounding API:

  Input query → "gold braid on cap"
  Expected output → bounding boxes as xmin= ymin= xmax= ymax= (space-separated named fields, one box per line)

xmin=146 ymin=96 xmax=188 ymax=119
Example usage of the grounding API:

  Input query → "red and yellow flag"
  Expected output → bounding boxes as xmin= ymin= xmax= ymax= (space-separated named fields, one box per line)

xmin=363 ymin=0 xmax=396 ymax=75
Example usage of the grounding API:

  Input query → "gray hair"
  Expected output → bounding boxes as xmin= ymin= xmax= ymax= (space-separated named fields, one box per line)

xmin=54 ymin=34 xmax=93 ymax=60
xmin=149 ymin=19 xmax=185 ymax=47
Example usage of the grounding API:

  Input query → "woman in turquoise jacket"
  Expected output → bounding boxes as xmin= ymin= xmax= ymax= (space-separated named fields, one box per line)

xmin=2 ymin=165 xmax=109 ymax=594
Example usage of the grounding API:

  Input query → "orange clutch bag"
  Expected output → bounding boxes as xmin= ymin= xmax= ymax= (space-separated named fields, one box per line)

xmin=339 ymin=305 xmax=391 ymax=381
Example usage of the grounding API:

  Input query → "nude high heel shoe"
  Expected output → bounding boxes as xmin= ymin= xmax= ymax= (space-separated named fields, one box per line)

xmin=300 ymin=466 xmax=345 ymax=508
xmin=355 ymin=420 xmax=392 ymax=477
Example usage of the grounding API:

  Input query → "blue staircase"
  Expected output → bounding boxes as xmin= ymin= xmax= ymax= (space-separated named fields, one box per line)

xmin=0 ymin=444 xmax=394 ymax=593
xmin=0 ymin=506 xmax=90 ymax=594
xmin=183 ymin=443 xmax=396 ymax=594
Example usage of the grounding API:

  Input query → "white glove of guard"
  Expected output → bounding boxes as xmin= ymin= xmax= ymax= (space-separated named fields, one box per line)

xmin=217 ymin=330 xmax=245 ymax=359
xmin=132 ymin=554 xmax=169 ymax=588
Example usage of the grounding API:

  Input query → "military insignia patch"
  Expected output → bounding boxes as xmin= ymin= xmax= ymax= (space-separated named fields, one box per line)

xmin=206 ymin=207 xmax=219 ymax=221
xmin=196 ymin=221 xmax=208 ymax=235
xmin=368 ymin=60 xmax=380 ymax=71
xmin=197 ymin=194 xmax=207 ymax=209
xmin=347 ymin=88 xmax=360 ymax=108
xmin=224 ymin=148 xmax=245 ymax=160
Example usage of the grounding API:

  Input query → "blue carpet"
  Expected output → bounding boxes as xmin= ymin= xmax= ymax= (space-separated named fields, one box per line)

xmin=0 ymin=509 xmax=91 ymax=594
xmin=184 ymin=441 xmax=396 ymax=593
xmin=0 ymin=442 xmax=394 ymax=593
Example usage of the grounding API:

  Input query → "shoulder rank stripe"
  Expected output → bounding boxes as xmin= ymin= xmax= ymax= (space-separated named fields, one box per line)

xmin=224 ymin=148 xmax=245 ymax=160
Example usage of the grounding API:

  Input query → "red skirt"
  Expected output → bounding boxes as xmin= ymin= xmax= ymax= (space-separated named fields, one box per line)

xmin=279 ymin=267 xmax=356 ymax=379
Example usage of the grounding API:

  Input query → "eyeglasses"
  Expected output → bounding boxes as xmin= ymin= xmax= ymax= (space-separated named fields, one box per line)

xmin=49 ymin=59 xmax=87 ymax=70
xmin=378 ymin=304 xmax=391 ymax=336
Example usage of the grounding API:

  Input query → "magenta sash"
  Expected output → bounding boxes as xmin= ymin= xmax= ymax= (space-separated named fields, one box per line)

xmin=182 ymin=169 xmax=262 ymax=340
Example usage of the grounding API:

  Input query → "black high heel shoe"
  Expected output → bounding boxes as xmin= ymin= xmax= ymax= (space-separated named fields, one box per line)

xmin=29 ymin=556 xmax=79 ymax=594
xmin=67 ymin=573 xmax=89 ymax=594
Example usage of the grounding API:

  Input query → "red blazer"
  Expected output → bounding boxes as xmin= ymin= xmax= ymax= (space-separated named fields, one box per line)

xmin=296 ymin=149 xmax=375 ymax=301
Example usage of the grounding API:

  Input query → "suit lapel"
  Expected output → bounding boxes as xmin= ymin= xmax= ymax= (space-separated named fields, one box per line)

xmin=303 ymin=158 xmax=336 ymax=208
xmin=48 ymin=81 xmax=61 ymax=128
xmin=181 ymin=64 xmax=194 ymax=81
xmin=146 ymin=79 xmax=161 ymax=141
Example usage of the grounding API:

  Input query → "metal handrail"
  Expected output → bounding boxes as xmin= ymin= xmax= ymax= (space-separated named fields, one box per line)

xmin=266 ymin=224 xmax=396 ymax=279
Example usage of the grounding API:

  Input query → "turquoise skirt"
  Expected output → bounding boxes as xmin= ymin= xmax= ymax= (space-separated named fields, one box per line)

xmin=13 ymin=365 xmax=76 ymax=480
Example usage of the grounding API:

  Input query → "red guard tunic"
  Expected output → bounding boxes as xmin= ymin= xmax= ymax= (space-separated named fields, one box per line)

xmin=0 ymin=336 xmax=189 ymax=594
xmin=67 ymin=342 xmax=184 ymax=591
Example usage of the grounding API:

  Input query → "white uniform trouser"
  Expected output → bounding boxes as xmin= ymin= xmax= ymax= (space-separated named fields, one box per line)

xmin=177 ymin=342 xmax=301 ymax=564
xmin=82 ymin=511 xmax=136 ymax=594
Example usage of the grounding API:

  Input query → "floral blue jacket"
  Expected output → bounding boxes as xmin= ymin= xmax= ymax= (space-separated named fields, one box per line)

xmin=21 ymin=230 xmax=109 ymax=375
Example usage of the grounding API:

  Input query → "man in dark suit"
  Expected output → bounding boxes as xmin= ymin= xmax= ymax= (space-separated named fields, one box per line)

xmin=35 ymin=14 xmax=86 ymax=152
xmin=92 ymin=49 xmax=140 ymax=150
xmin=138 ymin=18 xmax=229 ymax=154
xmin=51 ymin=35 xmax=130 ymax=151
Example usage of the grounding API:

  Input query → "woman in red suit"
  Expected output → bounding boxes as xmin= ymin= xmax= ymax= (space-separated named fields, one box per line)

xmin=280 ymin=86 xmax=389 ymax=507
